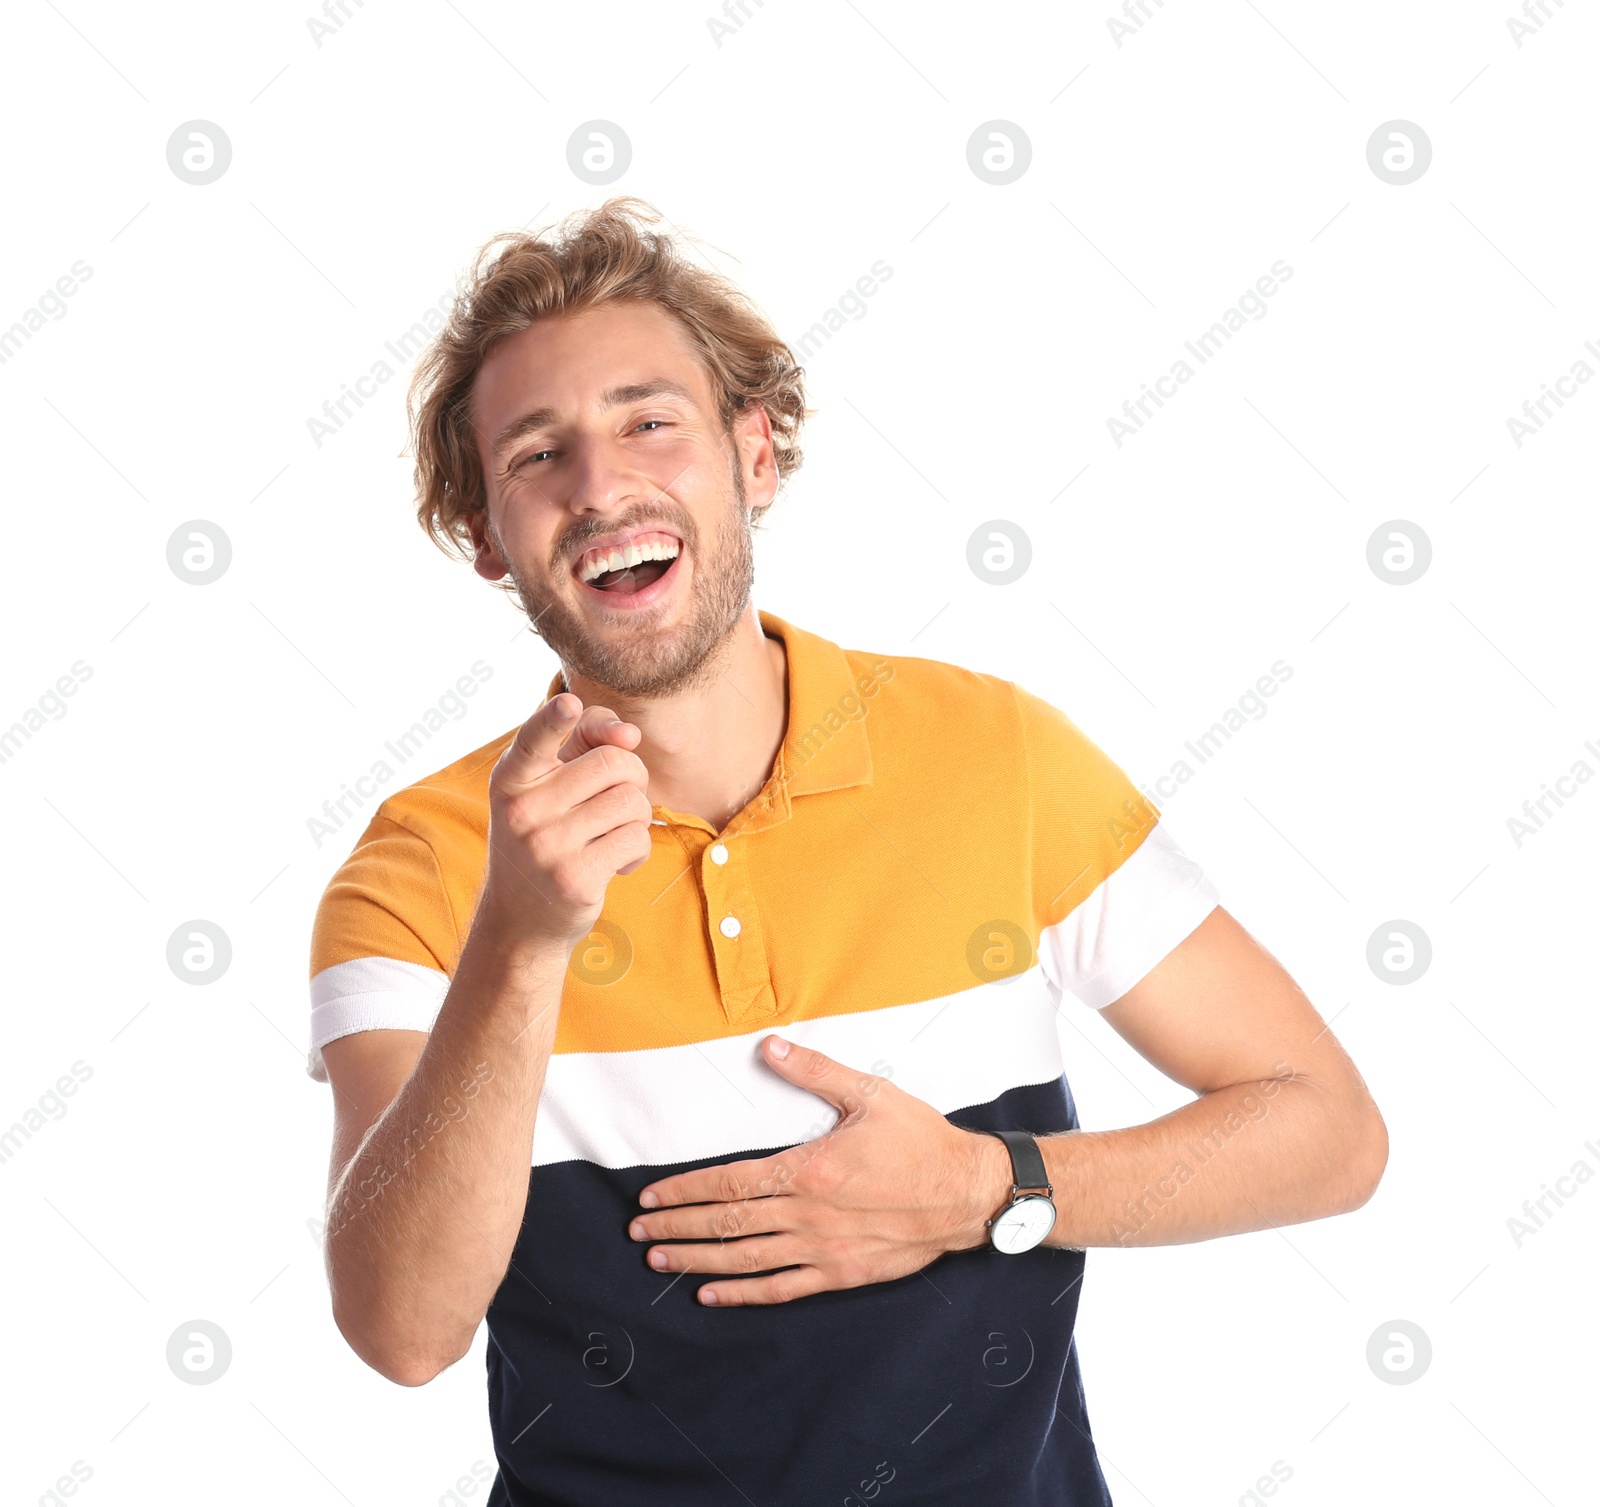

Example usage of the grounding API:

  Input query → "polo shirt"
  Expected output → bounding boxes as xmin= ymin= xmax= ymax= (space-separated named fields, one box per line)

xmin=307 ymin=607 xmax=1220 ymax=1506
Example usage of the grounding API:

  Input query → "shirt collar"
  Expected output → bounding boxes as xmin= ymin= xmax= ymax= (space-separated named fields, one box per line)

xmin=538 ymin=608 xmax=873 ymax=828
xmin=758 ymin=608 xmax=873 ymax=799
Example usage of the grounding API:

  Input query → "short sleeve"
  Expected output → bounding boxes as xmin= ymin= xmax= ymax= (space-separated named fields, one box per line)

xmin=1012 ymin=681 xmax=1220 ymax=1010
xmin=306 ymin=811 xmax=459 ymax=1081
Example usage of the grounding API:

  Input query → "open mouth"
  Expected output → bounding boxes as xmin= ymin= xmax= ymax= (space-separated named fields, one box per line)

xmin=573 ymin=531 xmax=683 ymax=603
xmin=586 ymin=556 xmax=675 ymax=594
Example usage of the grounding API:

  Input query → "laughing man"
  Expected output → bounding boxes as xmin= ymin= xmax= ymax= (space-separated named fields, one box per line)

xmin=309 ymin=197 xmax=1387 ymax=1506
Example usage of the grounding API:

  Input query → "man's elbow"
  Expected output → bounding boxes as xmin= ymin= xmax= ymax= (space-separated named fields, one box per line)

xmin=1332 ymin=1093 xmax=1389 ymax=1214
xmin=375 ymin=1349 xmax=453 ymax=1388
xmin=332 ymin=1302 xmax=466 ymax=1388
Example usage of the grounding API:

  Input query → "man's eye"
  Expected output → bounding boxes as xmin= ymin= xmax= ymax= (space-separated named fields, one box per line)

xmin=515 ymin=450 xmax=554 ymax=468
xmin=635 ymin=419 xmax=669 ymax=433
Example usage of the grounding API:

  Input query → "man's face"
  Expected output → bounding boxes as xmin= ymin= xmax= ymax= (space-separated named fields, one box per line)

xmin=466 ymin=300 xmax=777 ymax=698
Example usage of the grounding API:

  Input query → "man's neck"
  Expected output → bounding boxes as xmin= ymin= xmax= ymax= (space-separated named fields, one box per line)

xmin=561 ymin=605 xmax=789 ymax=833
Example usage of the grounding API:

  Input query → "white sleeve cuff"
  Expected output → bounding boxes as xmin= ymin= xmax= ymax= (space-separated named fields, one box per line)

xmin=307 ymin=956 xmax=451 ymax=1081
xmin=1039 ymin=823 xmax=1220 ymax=1009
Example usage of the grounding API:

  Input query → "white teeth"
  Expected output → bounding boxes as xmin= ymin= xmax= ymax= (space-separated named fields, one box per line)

xmin=578 ymin=535 xmax=681 ymax=583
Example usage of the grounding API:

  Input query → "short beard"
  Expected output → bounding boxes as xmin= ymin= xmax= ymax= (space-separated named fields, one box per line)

xmin=495 ymin=452 xmax=756 ymax=700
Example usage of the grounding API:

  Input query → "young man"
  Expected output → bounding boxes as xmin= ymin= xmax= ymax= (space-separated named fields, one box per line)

xmin=308 ymin=197 xmax=1387 ymax=1505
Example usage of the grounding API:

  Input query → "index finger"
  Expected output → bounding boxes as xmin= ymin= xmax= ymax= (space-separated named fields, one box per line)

xmin=555 ymin=703 xmax=642 ymax=765
xmin=495 ymin=692 xmax=583 ymax=794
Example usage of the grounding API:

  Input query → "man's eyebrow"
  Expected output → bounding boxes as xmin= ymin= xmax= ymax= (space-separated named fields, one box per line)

xmin=489 ymin=378 xmax=698 ymax=459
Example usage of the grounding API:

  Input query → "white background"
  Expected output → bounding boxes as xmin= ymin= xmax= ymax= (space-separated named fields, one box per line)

xmin=2 ymin=1 xmax=1596 ymax=1503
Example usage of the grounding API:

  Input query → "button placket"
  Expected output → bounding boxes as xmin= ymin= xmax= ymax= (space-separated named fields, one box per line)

xmin=701 ymin=836 xmax=776 ymax=1025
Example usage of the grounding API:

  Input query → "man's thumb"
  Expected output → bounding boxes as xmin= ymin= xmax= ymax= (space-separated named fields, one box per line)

xmin=762 ymin=1036 xmax=874 ymax=1112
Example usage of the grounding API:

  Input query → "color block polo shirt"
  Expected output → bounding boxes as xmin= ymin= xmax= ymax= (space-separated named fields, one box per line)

xmin=307 ymin=608 xmax=1220 ymax=1506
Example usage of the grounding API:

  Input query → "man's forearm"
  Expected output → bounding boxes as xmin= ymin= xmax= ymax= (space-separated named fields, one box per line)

xmin=325 ymin=919 xmax=568 ymax=1384
xmin=973 ymin=1062 xmax=1386 ymax=1251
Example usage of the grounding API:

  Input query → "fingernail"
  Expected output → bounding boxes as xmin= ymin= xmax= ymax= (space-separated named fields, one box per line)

xmin=605 ymin=718 xmax=622 ymax=729
xmin=639 ymin=1190 xmax=659 ymax=1208
xmin=700 ymin=1288 xmax=719 ymax=1305
xmin=629 ymin=1221 xmax=645 ymax=1240
xmin=553 ymin=698 xmax=577 ymax=720
xmin=649 ymin=1249 xmax=668 ymax=1269
xmin=768 ymin=1036 xmax=791 ymax=1059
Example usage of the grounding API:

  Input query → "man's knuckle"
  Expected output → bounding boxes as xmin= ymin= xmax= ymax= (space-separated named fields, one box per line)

xmin=715 ymin=1169 xmax=747 ymax=1203
xmin=549 ymin=861 xmax=591 ymax=907
xmin=713 ymin=1205 xmax=747 ymax=1239
xmin=773 ymin=1271 xmax=812 ymax=1302
xmin=807 ymin=1156 xmax=842 ymax=1196
xmin=525 ymin=822 xmax=558 ymax=864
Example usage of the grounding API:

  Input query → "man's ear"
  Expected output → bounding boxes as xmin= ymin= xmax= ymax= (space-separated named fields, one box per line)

xmin=733 ymin=402 xmax=779 ymax=524
xmin=465 ymin=507 xmax=510 ymax=582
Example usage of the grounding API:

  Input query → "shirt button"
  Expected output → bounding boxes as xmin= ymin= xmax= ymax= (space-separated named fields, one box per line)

xmin=710 ymin=843 xmax=729 ymax=865
xmin=719 ymin=915 xmax=741 ymax=939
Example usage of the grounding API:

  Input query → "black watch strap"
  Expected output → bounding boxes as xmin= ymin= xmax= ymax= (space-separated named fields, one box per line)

xmin=985 ymin=1129 xmax=1052 ymax=1194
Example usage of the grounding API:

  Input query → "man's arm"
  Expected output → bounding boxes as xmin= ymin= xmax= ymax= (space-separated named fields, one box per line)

xmin=1032 ymin=902 xmax=1387 ymax=1248
xmin=321 ymin=932 xmax=568 ymax=1386
xmin=626 ymin=904 xmax=1387 ymax=1303
xmin=320 ymin=694 xmax=654 ymax=1383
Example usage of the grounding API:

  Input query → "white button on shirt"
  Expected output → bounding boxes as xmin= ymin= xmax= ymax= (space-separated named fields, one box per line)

xmin=710 ymin=844 xmax=729 ymax=865
xmin=719 ymin=915 xmax=741 ymax=939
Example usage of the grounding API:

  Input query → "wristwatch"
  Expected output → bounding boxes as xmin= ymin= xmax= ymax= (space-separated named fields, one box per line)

xmin=981 ymin=1129 xmax=1057 ymax=1254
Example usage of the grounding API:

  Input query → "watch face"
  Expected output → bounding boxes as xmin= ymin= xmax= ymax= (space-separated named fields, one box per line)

xmin=991 ymin=1195 xmax=1056 ymax=1254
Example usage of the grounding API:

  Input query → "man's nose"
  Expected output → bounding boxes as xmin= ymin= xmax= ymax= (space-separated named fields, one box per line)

xmin=561 ymin=435 xmax=648 ymax=516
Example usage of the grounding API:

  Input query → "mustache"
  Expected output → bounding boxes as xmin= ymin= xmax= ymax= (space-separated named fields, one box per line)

xmin=550 ymin=465 xmax=700 ymax=566
xmin=557 ymin=509 xmax=694 ymax=565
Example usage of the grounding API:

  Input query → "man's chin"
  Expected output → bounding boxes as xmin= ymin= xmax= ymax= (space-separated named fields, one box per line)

xmin=520 ymin=597 xmax=709 ymax=698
